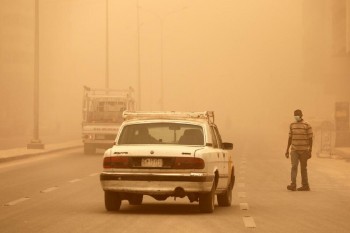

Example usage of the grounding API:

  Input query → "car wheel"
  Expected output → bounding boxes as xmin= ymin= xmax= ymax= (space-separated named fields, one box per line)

xmin=217 ymin=173 xmax=234 ymax=207
xmin=199 ymin=182 xmax=215 ymax=213
xmin=217 ymin=185 xmax=232 ymax=207
xmin=128 ymin=194 xmax=143 ymax=205
xmin=105 ymin=191 xmax=121 ymax=211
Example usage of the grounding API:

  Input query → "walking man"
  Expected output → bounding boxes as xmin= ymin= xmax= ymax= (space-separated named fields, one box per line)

xmin=285 ymin=109 xmax=313 ymax=191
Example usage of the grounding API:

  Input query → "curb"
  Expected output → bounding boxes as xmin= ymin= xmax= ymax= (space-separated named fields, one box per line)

xmin=332 ymin=147 xmax=350 ymax=159
xmin=0 ymin=144 xmax=83 ymax=163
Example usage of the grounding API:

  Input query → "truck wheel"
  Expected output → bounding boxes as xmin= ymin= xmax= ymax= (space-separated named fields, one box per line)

xmin=84 ymin=144 xmax=95 ymax=154
xmin=199 ymin=182 xmax=215 ymax=213
xmin=217 ymin=173 xmax=235 ymax=206
xmin=105 ymin=191 xmax=121 ymax=211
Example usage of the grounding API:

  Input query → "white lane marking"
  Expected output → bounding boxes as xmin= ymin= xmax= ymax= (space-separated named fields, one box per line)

xmin=240 ymin=202 xmax=249 ymax=210
xmin=237 ymin=183 xmax=245 ymax=188
xmin=89 ymin=173 xmax=99 ymax=177
xmin=40 ymin=186 xmax=58 ymax=193
xmin=4 ymin=197 xmax=30 ymax=206
xmin=243 ymin=216 xmax=256 ymax=228
xmin=69 ymin=179 xmax=81 ymax=183
xmin=238 ymin=192 xmax=246 ymax=198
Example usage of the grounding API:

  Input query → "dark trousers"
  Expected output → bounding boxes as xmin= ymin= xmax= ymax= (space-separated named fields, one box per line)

xmin=290 ymin=150 xmax=309 ymax=187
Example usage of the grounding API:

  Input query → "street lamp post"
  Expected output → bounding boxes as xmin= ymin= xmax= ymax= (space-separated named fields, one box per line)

xmin=136 ymin=0 xmax=141 ymax=110
xmin=106 ymin=0 xmax=109 ymax=89
xmin=139 ymin=6 xmax=187 ymax=110
xmin=28 ymin=0 xmax=44 ymax=149
xmin=158 ymin=8 xmax=186 ymax=110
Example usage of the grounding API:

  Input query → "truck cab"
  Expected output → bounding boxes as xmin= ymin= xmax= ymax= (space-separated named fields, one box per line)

xmin=82 ymin=86 xmax=135 ymax=154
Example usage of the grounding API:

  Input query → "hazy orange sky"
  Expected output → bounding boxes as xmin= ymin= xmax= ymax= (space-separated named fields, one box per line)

xmin=1 ymin=0 xmax=349 ymax=147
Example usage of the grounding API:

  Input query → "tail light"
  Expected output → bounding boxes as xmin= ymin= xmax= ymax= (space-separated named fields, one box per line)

xmin=173 ymin=157 xmax=205 ymax=169
xmin=103 ymin=156 xmax=129 ymax=168
xmin=83 ymin=134 xmax=94 ymax=140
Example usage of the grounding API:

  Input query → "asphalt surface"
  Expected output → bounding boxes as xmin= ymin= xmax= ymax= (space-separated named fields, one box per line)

xmin=0 ymin=142 xmax=350 ymax=233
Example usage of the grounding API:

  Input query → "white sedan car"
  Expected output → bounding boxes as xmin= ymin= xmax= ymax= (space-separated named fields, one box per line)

xmin=100 ymin=111 xmax=235 ymax=213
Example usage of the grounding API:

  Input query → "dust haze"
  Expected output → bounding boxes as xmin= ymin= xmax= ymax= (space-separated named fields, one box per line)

xmin=1 ymin=0 xmax=349 ymax=150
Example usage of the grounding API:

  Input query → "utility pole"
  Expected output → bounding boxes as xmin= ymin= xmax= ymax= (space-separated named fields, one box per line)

xmin=139 ymin=6 xmax=187 ymax=110
xmin=158 ymin=8 xmax=187 ymax=110
xmin=105 ymin=0 xmax=109 ymax=89
xmin=28 ymin=0 xmax=44 ymax=149
xmin=136 ymin=0 xmax=141 ymax=110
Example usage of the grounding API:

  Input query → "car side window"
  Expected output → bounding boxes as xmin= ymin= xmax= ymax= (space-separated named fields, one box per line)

xmin=213 ymin=126 xmax=223 ymax=149
xmin=210 ymin=126 xmax=218 ymax=148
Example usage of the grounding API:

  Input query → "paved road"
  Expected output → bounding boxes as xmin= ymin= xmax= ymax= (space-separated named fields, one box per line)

xmin=0 ymin=145 xmax=349 ymax=233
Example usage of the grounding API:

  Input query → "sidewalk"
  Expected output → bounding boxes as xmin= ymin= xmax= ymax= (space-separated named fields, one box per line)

xmin=0 ymin=140 xmax=82 ymax=163
xmin=333 ymin=147 xmax=350 ymax=159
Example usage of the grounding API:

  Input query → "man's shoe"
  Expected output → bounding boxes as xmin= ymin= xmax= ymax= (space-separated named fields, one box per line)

xmin=297 ymin=186 xmax=310 ymax=191
xmin=287 ymin=184 xmax=296 ymax=191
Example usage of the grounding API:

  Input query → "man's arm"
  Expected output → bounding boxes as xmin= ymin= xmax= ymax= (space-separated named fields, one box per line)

xmin=285 ymin=137 xmax=292 ymax=158
xmin=308 ymin=124 xmax=313 ymax=158
xmin=308 ymin=137 xmax=313 ymax=158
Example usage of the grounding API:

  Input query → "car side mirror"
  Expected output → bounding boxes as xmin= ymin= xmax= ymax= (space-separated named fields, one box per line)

xmin=222 ymin=142 xmax=233 ymax=150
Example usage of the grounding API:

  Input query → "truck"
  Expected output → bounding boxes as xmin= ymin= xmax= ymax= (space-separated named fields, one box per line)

xmin=82 ymin=86 xmax=135 ymax=154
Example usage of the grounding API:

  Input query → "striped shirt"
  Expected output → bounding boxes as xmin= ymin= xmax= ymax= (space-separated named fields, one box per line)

xmin=289 ymin=120 xmax=313 ymax=151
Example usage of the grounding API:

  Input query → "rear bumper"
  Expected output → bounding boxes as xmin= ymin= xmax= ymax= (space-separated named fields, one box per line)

xmin=100 ymin=172 xmax=214 ymax=194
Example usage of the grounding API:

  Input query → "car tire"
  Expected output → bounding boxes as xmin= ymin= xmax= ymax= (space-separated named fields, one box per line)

xmin=217 ymin=185 xmax=232 ymax=207
xmin=128 ymin=194 xmax=143 ymax=205
xmin=199 ymin=182 xmax=215 ymax=213
xmin=217 ymin=173 xmax=234 ymax=207
xmin=105 ymin=191 xmax=121 ymax=211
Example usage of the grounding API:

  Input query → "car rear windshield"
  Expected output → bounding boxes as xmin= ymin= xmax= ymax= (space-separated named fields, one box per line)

xmin=118 ymin=123 xmax=204 ymax=145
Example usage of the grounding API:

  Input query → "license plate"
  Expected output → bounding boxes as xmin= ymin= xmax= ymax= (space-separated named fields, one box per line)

xmin=141 ymin=158 xmax=163 ymax=167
